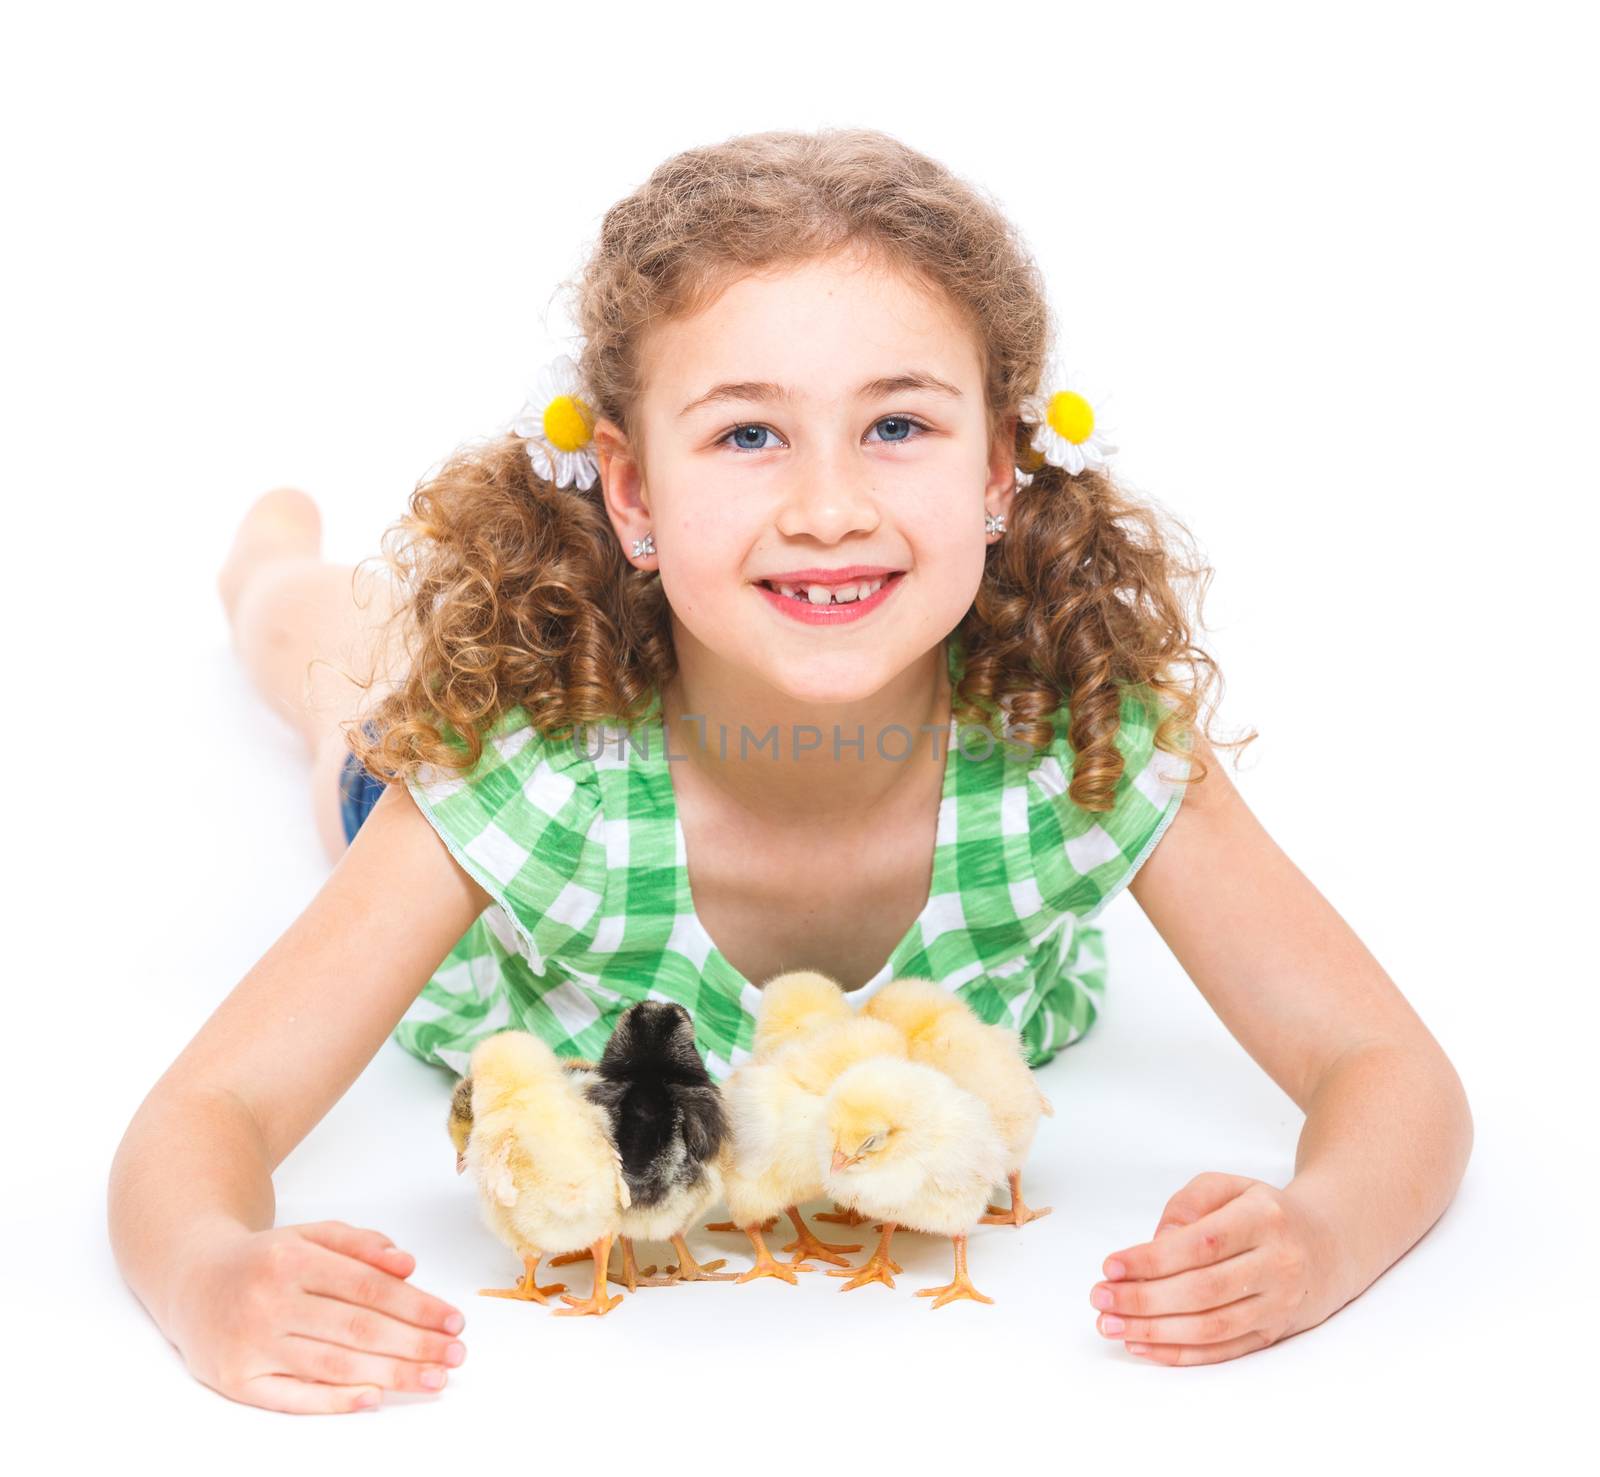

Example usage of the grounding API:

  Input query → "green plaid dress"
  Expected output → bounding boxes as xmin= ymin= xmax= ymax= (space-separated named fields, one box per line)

xmin=396 ymin=631 xmax=1191 ymax=1083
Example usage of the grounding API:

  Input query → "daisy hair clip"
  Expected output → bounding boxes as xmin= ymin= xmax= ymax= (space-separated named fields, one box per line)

xmin=1014 ymin=360 xmax=1118 ymax=488
xmin=510 ymin=352 xmax=601 ymax=491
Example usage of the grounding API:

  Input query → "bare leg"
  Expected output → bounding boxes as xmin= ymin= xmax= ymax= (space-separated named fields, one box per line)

xmin=217 ymin=487 xmax=406 ymax=865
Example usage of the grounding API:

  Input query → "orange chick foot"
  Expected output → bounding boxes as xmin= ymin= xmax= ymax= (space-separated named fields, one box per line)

xmin=980 ymin=1171 xmax=1053 ymax=1227
xmin=479 ymin=1253 xmax=565 ymax=1302
xmin=915 ymin=1234 xmax=994 ymax=1309
xmin=828 ymin=1221 xmax=901 ymax=1290
xmin=814 ymin=1203 xmax=871 ymax=1226
xmin=781 ymin=1206 xmax=862 ymax=1269
xmin=554 ymin=1237 xmax=625 ymax=1316
xmin=734 ymin=1226 xmax=800 ymax=1285
xmin=706 ymin=1216 xmax=779 ymax=1234
xmin=663 ymin=1233 xmax=737 ymax=1282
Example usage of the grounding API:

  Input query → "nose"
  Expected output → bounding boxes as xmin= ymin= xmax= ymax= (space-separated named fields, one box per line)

xmin=773 ymin=439 xmax=880 ymax=545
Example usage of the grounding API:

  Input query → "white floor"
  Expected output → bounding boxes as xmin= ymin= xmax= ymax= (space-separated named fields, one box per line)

xmin=5 ymin=641 xmax=1585 ymax=1472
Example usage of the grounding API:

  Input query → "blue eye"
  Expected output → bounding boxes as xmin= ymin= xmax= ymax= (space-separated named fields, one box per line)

xmin=717 ymin=415 xmax=932 ymax=454
xmin=724 ymin=424 xmax=780 ymax=453
xmin=865 ymin=415 xmax=929 ymax=446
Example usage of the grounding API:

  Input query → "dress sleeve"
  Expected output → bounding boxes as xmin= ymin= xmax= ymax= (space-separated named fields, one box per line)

xmin=403 ymin=707 xmax=608 ymax=969
xmin=1026 ymin=683 xmax=1193 ymax=924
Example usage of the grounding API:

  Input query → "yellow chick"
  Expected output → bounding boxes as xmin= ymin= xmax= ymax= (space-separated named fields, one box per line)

xmin=751 ymin=969 xmax=854 ymax=1061
xmin=821 ymin=1056 xmax=1009 ymax=1307
xmin=462 ymin=1030 xmax=632 ymax=1317
xmin=446 ymin=1056 xmax=597 ymax=1175
xmin=715 ymin=1061 xmax=859 ymax=1281
xmin=715 ymin=971 xmax=922 ymax=1272
xmin=863 ymin=976 xmax=1056 ymax=1227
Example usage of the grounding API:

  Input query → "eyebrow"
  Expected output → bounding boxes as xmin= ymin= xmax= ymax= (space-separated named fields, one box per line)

xmin=677 ymin=371 xmax=964 ymax=419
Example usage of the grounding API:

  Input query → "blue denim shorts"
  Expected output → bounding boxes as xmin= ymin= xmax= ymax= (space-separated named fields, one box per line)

xmin=337 ymin=719 xmax=388 ymax=846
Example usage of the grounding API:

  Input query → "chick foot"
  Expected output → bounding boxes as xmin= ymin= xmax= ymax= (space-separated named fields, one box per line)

xmin=545 ymin=1243 xmax=638 ymax=1289
xmin=915 ymin=1234 xmax=995 ymax=1309
xmin=661 ymin=1233 xmax=737 ymax=1282
xmin=813 ymin=1203 xmax=872 ymax=1226
xmin=980 ymin=1170 xmax=1053 ymax=1228
xmin=734 ymin=1225 xmax=800 ymax=1285
xmin=555 ymin=1236 xmax=625 ymax=1316
xmin=828 ymin=1221 xmax=902 ymax=1291
xmin=479 ymin=1252 xmax=566 ymax=1303
xmin=706 ymin=1216 xmax=779 ymax=1233
xmin=781 ymin=1206 xmax=862 ymax=1270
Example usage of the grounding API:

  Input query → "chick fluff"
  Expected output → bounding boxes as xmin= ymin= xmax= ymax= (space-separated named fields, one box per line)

xmin=822 ymin=1056 xmax=1009 ymax=1307
xmin=864 ymin=976 xmax=1055 ymax=1227
xmin=717 ymin=972 xmax=914 ymax=1279
xmin=579 ymin=1000 xmax=737 ymax=1288
xmin=459 ymin=1030 xmax=632 ymax=1317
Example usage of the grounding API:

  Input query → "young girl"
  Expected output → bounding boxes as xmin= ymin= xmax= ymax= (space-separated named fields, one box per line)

xmin=108 ymin=127 xmax=1472 ymax=1412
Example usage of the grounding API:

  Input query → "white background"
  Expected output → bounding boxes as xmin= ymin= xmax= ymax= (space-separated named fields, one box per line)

xmin=3 ymin=1 xmax=1594 ymax=1470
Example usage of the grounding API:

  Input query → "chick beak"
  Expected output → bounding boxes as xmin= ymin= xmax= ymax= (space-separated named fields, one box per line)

xmin=455 ymin=1151 xmax=467 ymax=1175
xmin=831 ymin=1150 xmax=855 ymax=1173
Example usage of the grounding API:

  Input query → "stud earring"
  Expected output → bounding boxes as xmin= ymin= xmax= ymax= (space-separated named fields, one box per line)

xmin=631 ymin=531 xmax=655 ymax=559
xmin=985 ymin=512 xmax=1006 ymax=537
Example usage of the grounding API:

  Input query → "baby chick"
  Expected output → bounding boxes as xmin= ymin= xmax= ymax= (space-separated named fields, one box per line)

xmin=446 ymin=1057 xmax=597 ymax=1174
xmin=863 ymin=976 xmax=1055 ymax=1227
xmin=579 ymin=1000 xmax=737 ymax=1288
xmin=715 ymin=969 xmax=922 ymax=1274
xmin=459 ymin=1030 xmax=631 ymax=1317
xmin=717 ymin=1060 xmax=847 ymax=1283
xmin=751 ymin=969 xmax=855 ymax=1061
xmin=821 ymin=1056 xmax=1009 ymax=1307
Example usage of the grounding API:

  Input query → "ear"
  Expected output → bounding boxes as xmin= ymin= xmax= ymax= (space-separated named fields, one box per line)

xmin=591 ymin=416 xmax=653 ymax=562
xmin=983 ymin=410 xmax=1023 ymax=537
xmin=677 ymin=1084 xmax=728 ymax=1160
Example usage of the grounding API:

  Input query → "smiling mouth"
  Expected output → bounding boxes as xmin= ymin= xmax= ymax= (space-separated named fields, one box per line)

xmin=756 ymin=571 xmax=905 ymax=606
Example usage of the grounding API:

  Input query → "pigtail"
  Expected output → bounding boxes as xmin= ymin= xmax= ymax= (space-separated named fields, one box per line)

xmin=340 ymin=431 xmax=673 ymax=789
xmin=955 ymin=420 xmax=1234 ymax=812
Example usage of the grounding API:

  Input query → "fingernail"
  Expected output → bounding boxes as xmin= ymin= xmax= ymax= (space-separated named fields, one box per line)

xmin=1101 ymin=1315 xmax=1126 ymax=1334
xmin=1104 ymin=1258 xmax=1127 ymax=1280
xmin=443 ymin=1312 xmax=464 ymax=1334
xmin=356 ymin=1391 xmax=380 ymax=1409
xmin=1092 ymin=1287 xmax=1115 ymax=1310
xmin=1126 ymin=1343 xmax=1150 ymax=1356
xmin=421 ymin=1368 xmax=446 ymax=1389
xmin=445 ymin=1342 xmax=465 ymax=1366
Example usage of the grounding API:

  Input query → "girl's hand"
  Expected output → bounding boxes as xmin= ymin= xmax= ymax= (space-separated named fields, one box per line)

xmin=165 ymin=1219 xmax=467 ymax=1413
xmin=1088 ymin=1172 xmax=1350 ymax=1367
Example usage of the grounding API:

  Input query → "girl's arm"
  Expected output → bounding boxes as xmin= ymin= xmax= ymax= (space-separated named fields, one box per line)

xmin=1088 ymin=731 xmax=1474 ymax=1366
xmin=107 ymin=781 xmax=494 ymax=1413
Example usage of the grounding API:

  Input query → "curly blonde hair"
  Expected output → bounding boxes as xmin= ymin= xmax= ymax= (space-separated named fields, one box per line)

xmin=344 ymin=126 xmax=1253 ymax=812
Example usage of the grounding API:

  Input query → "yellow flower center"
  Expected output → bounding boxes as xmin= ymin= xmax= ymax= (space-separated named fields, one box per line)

xmin=543 ymin=394 xmax=595 ymax=453
xmin=1045 ymin=390 xmax=1095 ymax=445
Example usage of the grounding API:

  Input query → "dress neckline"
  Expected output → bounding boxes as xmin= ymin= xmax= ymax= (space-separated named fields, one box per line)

xmin=635 ymin=634 xmax=966 ymax=1012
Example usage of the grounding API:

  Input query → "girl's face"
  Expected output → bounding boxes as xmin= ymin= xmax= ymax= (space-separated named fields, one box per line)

xmin=595 ymin=248 xmax=1016 ymax=707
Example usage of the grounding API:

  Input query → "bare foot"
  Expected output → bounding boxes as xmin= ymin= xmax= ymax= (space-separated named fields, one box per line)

xmin=217 ymin=487 xmax=323 ymax=628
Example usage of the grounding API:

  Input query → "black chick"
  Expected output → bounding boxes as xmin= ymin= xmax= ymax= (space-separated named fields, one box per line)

xmin=581 ymin=1000 xmax=736 ymax=1286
